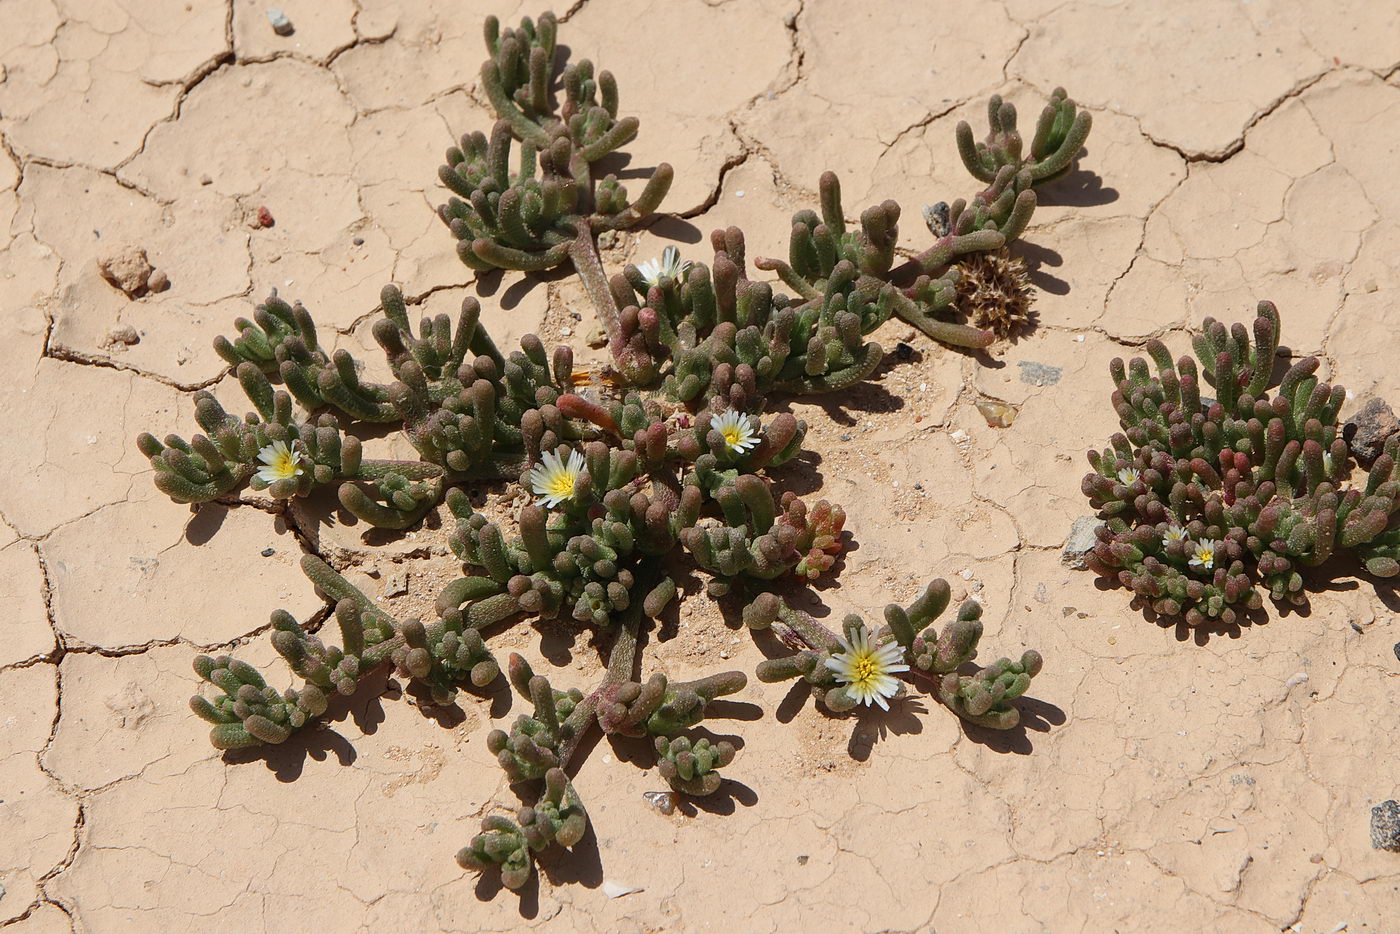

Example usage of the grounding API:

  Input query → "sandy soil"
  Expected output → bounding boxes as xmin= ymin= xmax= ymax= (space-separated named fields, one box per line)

xmin=3 ymin=1 xmax=1400 ymax=931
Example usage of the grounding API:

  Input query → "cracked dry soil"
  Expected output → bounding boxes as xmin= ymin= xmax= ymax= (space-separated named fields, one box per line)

xmin=3 ymin=1 xmax=1400 ymax=931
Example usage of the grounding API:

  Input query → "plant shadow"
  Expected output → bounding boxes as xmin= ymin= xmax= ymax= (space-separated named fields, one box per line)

xmin=1033 ymin=159 xmax=1118 ymax=208
xmin=1013 ymin=240 xmax=1069 ymax=298
xmin=646 ymin=215 xmax=705 ymax=245
xmin=846 ymin=698 xmax=926 ymax=761
xmin=956 ymin=696 xmax=1066 ymax=755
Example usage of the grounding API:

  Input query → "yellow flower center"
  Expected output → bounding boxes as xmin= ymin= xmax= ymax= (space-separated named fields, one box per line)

xmin=850 ymin=654 xmax=878 ymax=686
xmin=721 ymin=425 xmax=745 ymax=449
xmin=1198 ymin=547 xmax=1213 ymax=563
xmin=546 ymin=472 xmax=576 ymax=498
xmin=269 ymin=449 xmax=299 ymax=478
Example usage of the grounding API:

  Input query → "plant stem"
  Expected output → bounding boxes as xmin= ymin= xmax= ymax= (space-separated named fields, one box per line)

xmin=776 ymin=601 xmax=842 ymax=653
xmin=567 ymin=217 xmax=624 ymax=358
xmin=558 ymin=561 xmax=659 ymax=765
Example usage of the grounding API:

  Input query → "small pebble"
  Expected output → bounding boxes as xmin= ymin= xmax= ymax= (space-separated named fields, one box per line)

xmin=561 ymin=327 xmax=572 ymax=337
xmin=352 ymin=236 xmax=364 ymax=246
xmin=96 ymin=243 xmax=155 ymax=296
xmin=735 ymin=190 xmax=746 ymax=198
xmin=106 ymin=325 xmax=140 ymax=346
xmin=840 ymin=433 xmax=852 ymax=442
xmin=602 ymin=880 xmax=643 ymax=899
xmin=199 ymin=174 xmax=212 ymax=186
xmin=1061 ymin=516 xmax=1102 ymax=570
xmin=1394 ymin=641 xmax=1400 ymax=663
xmin=913 ymin=483 xmax=922 ymax=490
xmin=260 ymin=547 xmax=275 ymax=557
xmin=254 ymin=206 xmax=275 ymax=228
xmin=796 ymin=854 xmax=808 ymax=865
xmin=975 ymin=398 xmax=1018 ymax=428
xmin=894 ymin=342 xmax=914 ymax=361
xmin=959 ymin=568 xmax=974 ymax=581
xmin=267 ymin=8 xmax=294 ymax=36
xmin=147 ymin=268 xmax=170 ymax=292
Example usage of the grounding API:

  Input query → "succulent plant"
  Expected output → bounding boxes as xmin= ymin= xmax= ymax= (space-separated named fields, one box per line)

xmin=744 ymin=580 xmax=1042 ymax=727
xmin=1081 ymin=301 xmax=1400 ymax=625
xmin=151 ymin=10 xmax=1093 ymax=895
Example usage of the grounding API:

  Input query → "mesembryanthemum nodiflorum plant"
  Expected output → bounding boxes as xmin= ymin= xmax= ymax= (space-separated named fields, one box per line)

xmin=1081 ymin=301 xmax=1400 ymax=625
xmin=140 ymin=9 xmax=1097 ymax=893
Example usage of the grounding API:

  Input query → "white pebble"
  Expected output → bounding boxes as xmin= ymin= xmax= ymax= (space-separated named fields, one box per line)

xmin=1284 ymin=672 xmax=1309 ymax=689
xmin=735 ymin=190 xmax=746 ymax=198
xmin=603 ymin=880 xmax=643 ymax=899
xmin=959 ymin=568 xmax=974 ymax=580
xmin=950 ymin=429 xmax=969 ymax=442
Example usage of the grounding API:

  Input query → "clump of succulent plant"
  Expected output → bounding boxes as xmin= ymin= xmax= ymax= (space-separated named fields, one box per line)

xmin=141 ymin=10 xmax=1095 ymax=893
xmin=744 ymin=579 xmax=1043 ymax=728
xmin=1081 ymin=301 xmax=1400 ymax=626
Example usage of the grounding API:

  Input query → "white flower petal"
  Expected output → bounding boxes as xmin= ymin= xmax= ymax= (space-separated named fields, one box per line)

xmin=871 ymin=674 xmax=901 ymax=696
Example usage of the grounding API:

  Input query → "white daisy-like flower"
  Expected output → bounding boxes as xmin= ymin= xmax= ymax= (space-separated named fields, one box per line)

xmin=1163 ymin=524 xmax=1189 ymax=543
xmin=529 ymin=449 xmax=586 ymax=508
xmin=825 ymin=625 xmax=909 ymax=711
xmin=1188 ymin=539 xmax=1219 ymax=571
xmin=255 ymin=440 xmax=304 ymax=485
xmin=636 ymin=245 xmax=691 ymax=289
xmin=712 ymin=409 xmax=759 ymax=454
xmin=1117 ymin=467 xmax=1141 ymax=485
